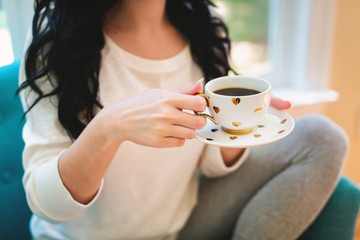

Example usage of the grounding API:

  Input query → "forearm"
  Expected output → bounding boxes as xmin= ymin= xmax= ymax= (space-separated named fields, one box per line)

xmin=221 ymin=147 xmax=246 ymax=167
xmin=52 ymin=88 xmax=207 ymax=205
xmin=58 ymin=116 xmax=123 ymax=204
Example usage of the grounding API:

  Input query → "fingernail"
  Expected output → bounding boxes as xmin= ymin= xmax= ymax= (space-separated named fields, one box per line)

xmin=197 ymin=78 xmax=204 ymax=86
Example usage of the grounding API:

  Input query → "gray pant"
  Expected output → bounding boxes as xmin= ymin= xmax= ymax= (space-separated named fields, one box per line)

xmin=178 ymin=114 xmax=348 ymax=240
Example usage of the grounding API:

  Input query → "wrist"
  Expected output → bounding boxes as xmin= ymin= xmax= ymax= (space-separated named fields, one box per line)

xmin=93 ymin=107 xmax=126 ymax=145
xmin=221 ymin=148 xmax=246 ymax=167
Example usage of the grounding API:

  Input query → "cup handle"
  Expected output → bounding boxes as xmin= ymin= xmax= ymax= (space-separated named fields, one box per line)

xmin=194 ymin=93 xmax=218 ymax=125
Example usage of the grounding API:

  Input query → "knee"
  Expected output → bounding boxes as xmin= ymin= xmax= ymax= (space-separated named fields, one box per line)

xmin=296 ymin=114 xmax=349 ymax=169
xmin=299 ymin=114 xmax=348 ymax=149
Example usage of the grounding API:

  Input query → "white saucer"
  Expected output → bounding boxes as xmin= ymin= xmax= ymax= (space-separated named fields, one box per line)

xmin=195 ymin=107 xmax=295 ymax=148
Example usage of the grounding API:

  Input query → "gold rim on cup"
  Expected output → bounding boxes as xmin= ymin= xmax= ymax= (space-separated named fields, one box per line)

xmin=222 ymin=127 xmax=256 ymax=135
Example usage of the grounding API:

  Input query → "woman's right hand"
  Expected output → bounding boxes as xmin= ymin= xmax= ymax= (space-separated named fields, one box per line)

xmin=95 ymin=81 xmax=207 ymax=148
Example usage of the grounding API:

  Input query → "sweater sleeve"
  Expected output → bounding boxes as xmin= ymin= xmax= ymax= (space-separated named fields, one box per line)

xmin=198 ymin=145 xmax=250 ymax=178
xmin=19 ymin=61 xmax=103 ymax=223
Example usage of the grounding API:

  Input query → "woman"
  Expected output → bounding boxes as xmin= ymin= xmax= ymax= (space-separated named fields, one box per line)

xmin=19 ymin=0 xmax=348 ymax=239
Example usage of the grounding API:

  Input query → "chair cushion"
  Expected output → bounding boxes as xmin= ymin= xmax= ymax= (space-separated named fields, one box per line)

xmin=299 ymin=177 xmax=360 ymax=240
xmin=0 ymin=61 xmax=32 ymax=239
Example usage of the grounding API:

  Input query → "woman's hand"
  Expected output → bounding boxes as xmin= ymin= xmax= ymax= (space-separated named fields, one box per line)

xmin=59 ymin=80 xmax=207 ymax=204
xmin=221 ymin=96 xmax=293 ymax=166
xmin=96 ymin=80 xmax=207 ymax=148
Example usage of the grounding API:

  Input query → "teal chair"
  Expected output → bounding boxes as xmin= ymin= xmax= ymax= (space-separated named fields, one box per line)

xmin=299 ymin=177 xmax=360 ymax=239
xmin=1 ymin=61 xmax=359 ymax=240
xmin=0 ymin=62 xmax=31 ymax=240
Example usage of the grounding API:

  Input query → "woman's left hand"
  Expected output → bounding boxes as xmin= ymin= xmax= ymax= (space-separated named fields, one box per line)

xmin=221 ymin=96 xmax=293 ymax=167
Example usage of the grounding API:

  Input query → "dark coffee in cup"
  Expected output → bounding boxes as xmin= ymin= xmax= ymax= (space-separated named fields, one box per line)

xmin=200 ymin=75 xmax=271 ymax=134
xmin=214 ymin=87 xmax=261 ymax=96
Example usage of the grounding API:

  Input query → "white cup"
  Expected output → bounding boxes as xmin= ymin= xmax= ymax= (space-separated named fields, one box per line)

xmin=196 ymin=75 xmax=271 ymax=135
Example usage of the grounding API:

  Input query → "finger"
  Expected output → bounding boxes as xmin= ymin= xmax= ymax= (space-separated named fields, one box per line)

xmin=177 ymin=78 xmax=204 ymax=95
xmin=157 ymin=137 xmax=186 ymax=148
xmin=166 ymin=125 xmax=196 ymax=139
xmin=173 ymin=111 xmax=206 ymax=130
xmin=171 ymin=93 xmax=207 ymax=112
xmin=270 ymin=96 xmax=293 ymax=110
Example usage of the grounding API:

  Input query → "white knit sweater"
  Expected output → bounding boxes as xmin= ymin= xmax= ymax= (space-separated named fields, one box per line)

xmin=20 ymin=34 xmax=249 ymax=240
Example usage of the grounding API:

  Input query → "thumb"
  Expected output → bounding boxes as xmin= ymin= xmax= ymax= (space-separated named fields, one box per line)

xmin=177 ymin=78 xmax=204 ymax=95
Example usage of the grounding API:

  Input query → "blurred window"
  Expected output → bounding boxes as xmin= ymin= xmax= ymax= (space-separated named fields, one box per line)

xmin=0 ymin=0 xmax=34 ymax=67
xmin=0 ymin=1 xmax=14 ymax=67
xmin=214 ymin=0 xmax=337 ymax=93
xmin=214 ymin=0 xmax=271 ymax=77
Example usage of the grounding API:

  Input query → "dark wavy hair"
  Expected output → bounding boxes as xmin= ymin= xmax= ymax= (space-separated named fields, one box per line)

xmin=18 ymin=0 xmax=234 ymax=139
